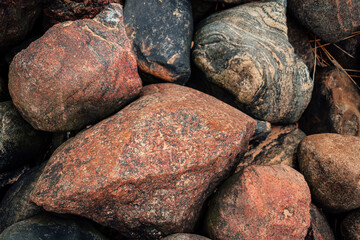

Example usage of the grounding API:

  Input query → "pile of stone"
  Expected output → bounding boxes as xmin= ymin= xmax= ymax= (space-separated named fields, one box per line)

xmin=0 ymin=0 xmax=359 ymax=239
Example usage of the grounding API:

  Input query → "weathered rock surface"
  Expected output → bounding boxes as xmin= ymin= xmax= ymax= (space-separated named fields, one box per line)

xmin=30 ymin=84 xmax=257 ymax=239
xmin=205 ymin=165 xmax=311 ymax=240
xmin=298 ymin=134 xmax=360 ymax=213
xmin=43 ymin=0 xmax=123 ymax=29
xmin=193 ymin=1 xmax=313 ymax=124
xmin=288 ymin=0 xmax=360 ymax=43
xmin=0 ymin=0 xmax=41 ymax=50
xmin=124 ymin=0 xmax=193 ymax=84
xmin=0 ymin=165 xmax=44 ymax=232
xmin=341 ymin=209 xmax=360 ymax=240
xmin=236 ymin=124 xmax=306 ymax=172
xmin=163 ymin=233 xmax=211 ymax=240
xmin=306 ymin=204 xmax=335 ymax=240
xmin=300 ymin=67 xmax=360 ymax=136
xmin=0 ymin=101 xmax=49 ymax=172
xmin=9 ymin=4 xmax=142 ymax=132
xmin=0 ymin=214 xmax=108 ymax=240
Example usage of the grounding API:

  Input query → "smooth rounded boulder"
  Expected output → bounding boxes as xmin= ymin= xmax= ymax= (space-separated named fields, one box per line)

xmin=205 ymin=165 xmax=311 ymax=239
xmin=9 ymin=3 xmax=142 ymax=132
xmin=298 ymin=134 xmax=360 ymax=213
xmin=30 ymin=83 xmax=257 ymax=239
xmin=193 ymin=1 xmax=313 ymax=124
xmin=124 ymin=0 xmax=193 ymax=84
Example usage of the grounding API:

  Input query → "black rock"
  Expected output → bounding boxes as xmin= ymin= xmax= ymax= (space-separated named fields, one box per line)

xmin=341 ymin=209 xmax=360 ymax=240
xmin=124 ymin=0 xmax=193 ymax=84
xmin=306 ymin=204 xmax=335 ymax=240
xmin=0 ymin=214 xmax=108 ymax=239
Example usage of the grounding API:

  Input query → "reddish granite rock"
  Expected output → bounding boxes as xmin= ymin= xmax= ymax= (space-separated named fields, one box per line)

xmin=341 ymin=209 xmax=360 ymax=240
xmin=205 ymin=165 xmax=311 ymax=239
xmin=30 ymin=84 xmax=257 ymax=239
xmin=236 ymin=124 xmax=306 ymax=172
xmin=299 ymin=67 xmax=360 ymax=136
xmin=42 ymin=0 xmax=123 ymax=29
xmin=298 ymin=134 xmax=360 ymax=213
xmin=288 ymin=0 xmax=360 ymax=43
xmin=9 ymin=4 xmax=142 ymax=132
xmin=305 ymin=204 xmax=335 ymax=240
xmin=0 ymin=0 xmax=41 ymax=50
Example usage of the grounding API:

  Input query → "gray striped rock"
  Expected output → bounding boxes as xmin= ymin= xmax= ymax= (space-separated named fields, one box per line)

xmin=193 ymin=1 xmax=313 ymax=124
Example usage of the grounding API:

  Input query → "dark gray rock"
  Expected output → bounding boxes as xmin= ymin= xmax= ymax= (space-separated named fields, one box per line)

xmin=193 ymin=1 xmax=313 ymax=124
xmin=341 ymin=209 xmax=360 ymax=240
xmin=163 ymin=233 xmax=211 ymax=240
xmin=0 ymin=101 xmax=49 ymax=172
xmin=0 ymin=165 xmax=30 ymax=192
xmin=0 ymin=214 xmax=108 ymax=239
xmin=0 ymin=165 xmax=44 ymax=232
xmin=306 ymin=204 xmax=335 ymax=240
xmin=124 ymin=0 xmax=193 ymax=84
xmin=299 ymin=67 xmax=360 ymax=136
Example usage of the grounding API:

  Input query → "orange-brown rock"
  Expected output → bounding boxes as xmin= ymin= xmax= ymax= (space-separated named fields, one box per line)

xmin=298 ymin=134 xmax=360 ymax=213
xmin=205 ymin=165 xmax=311 ymax=240
xmin=30 ymin=84 xmax=257 ymax=239
xmin=236 ymin=124 xmax=306 ymax=172
xmin=9 ymin=4 xmax=142 ymax=132
xmin=300 ymin=67 xmax=360 ymax=136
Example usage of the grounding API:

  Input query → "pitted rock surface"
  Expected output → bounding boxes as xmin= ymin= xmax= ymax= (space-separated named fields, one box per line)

xmin=300 ymin=67 xmax=360 ymax=136
xmin=288 ymin=0 xmax=360 ymax=43
xmin=9 ymin=4 xmax=142 ymax=132
xmin=0 ymin=0 xmax=41 ymax=50
xmin=236 ymin=124 xmax=306 ymax=172
xmin=0 ymin=101 xmax=49 ymax=172
xmin=163 ymin=233 xmax=211 ymax=240
xmin=43 ymin=0 xmax=123 ymax=29
xmin=205 ymin=165 xmax=311 ymax=240
xmin=193 ymin=1 xmax=313 ymax=124
xmin=124 ymin=0 xmax=193 ymax=84
xmin=306 ymin=204 xmax=335 ymax=240
xmin=341 ymin=209 xmax=360 ymax=240
xmin=30 ymin=83 xmax=256 ymax=239
xmin=298 ymin=134 xmax=360 ymax=213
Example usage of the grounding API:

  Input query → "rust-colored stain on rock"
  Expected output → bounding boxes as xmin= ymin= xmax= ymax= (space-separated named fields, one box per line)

xmin=9 ymin=4 xmax=142 ymax=132
xmin=30 ymin=83 xmax=256 ymax=239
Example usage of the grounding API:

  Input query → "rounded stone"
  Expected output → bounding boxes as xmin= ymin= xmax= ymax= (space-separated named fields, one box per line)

xmin=205 ymin=165 xmax=311 ymax=240
xmin=9 ymin=4 xmax=142 ymax=132
xmin=306 ymin=204 xmax=335 ymax=240
xmin=163 ymin=233 xmax=211 ymax=240
xmin=298 ymin=133 xmax=360 ymax=213
xmin=341 ymin=209 xmax=360 ymax=240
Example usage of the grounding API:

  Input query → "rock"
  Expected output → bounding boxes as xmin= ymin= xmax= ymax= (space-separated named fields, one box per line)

xmin=341 ymin=209 xmax=360 ymax=240
xmin=288 ymin=0 xmax=360 ymax=43
xmin=0 ymin=165 xmax=30 ymax=192
xmin=30 ymin=83 xmax=257 ymax=239
xmin=298 ymin=133 xmax=360 ymax=213
xmin=163 ymin=233 xmax=211 ymax=240
xmin=0 ymin=101 xmax=49 ymax=172
xmin=124 ymin=0 xmax=193 ymax=84
xmin=306 ymin=204 xmax=335 ymax=240
xmin=236 ymin=124 xmax=306 ymax=172
xmin=201 ymin=0 xmax=259 ymax=4
xmin=299 ymin=67 xmax=360 ymax=136
xmin=191 ymin=0 xmax=216 ymax=24
xmin=43 ymin=0 xmax=123 ymax=29
xmin=205 ymin=165 xmax=311 ymax=240
xmin=192 ymin=1 xmax=313 ymax=124
xmin=0 ymin=165 xmax=44 ymax=232
xmin=287 ymin=15 xmax=315 ymax=72
xmin=0 ymin=214 xmax=108 ymax=240
xmin=0 ymin=0 xmax=41 ymax=50
xmin=9 ymin=3 xmax=142 ymax=132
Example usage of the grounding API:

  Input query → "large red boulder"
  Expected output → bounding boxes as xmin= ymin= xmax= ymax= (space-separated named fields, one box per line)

xmin=30 ymin=84 xmax=257 ymax=239
xmin=205 ymin=165 xmax=311 ymax=240
xmin=9 ymin=3 xmax=142 ymax=132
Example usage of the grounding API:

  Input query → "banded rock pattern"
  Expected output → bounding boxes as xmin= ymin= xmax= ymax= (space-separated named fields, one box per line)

xmin=9 ymin=4 xmax=142 ymax=132
xmin=193 ymin=1 xmax=313 ymax=124
xmin=30 ymin=84 xmax=256 ymax=239
xmin=124 ymin=0 xmax=193 ymax=84
xmin=288 ymin=0 xmax=360 ymax=43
